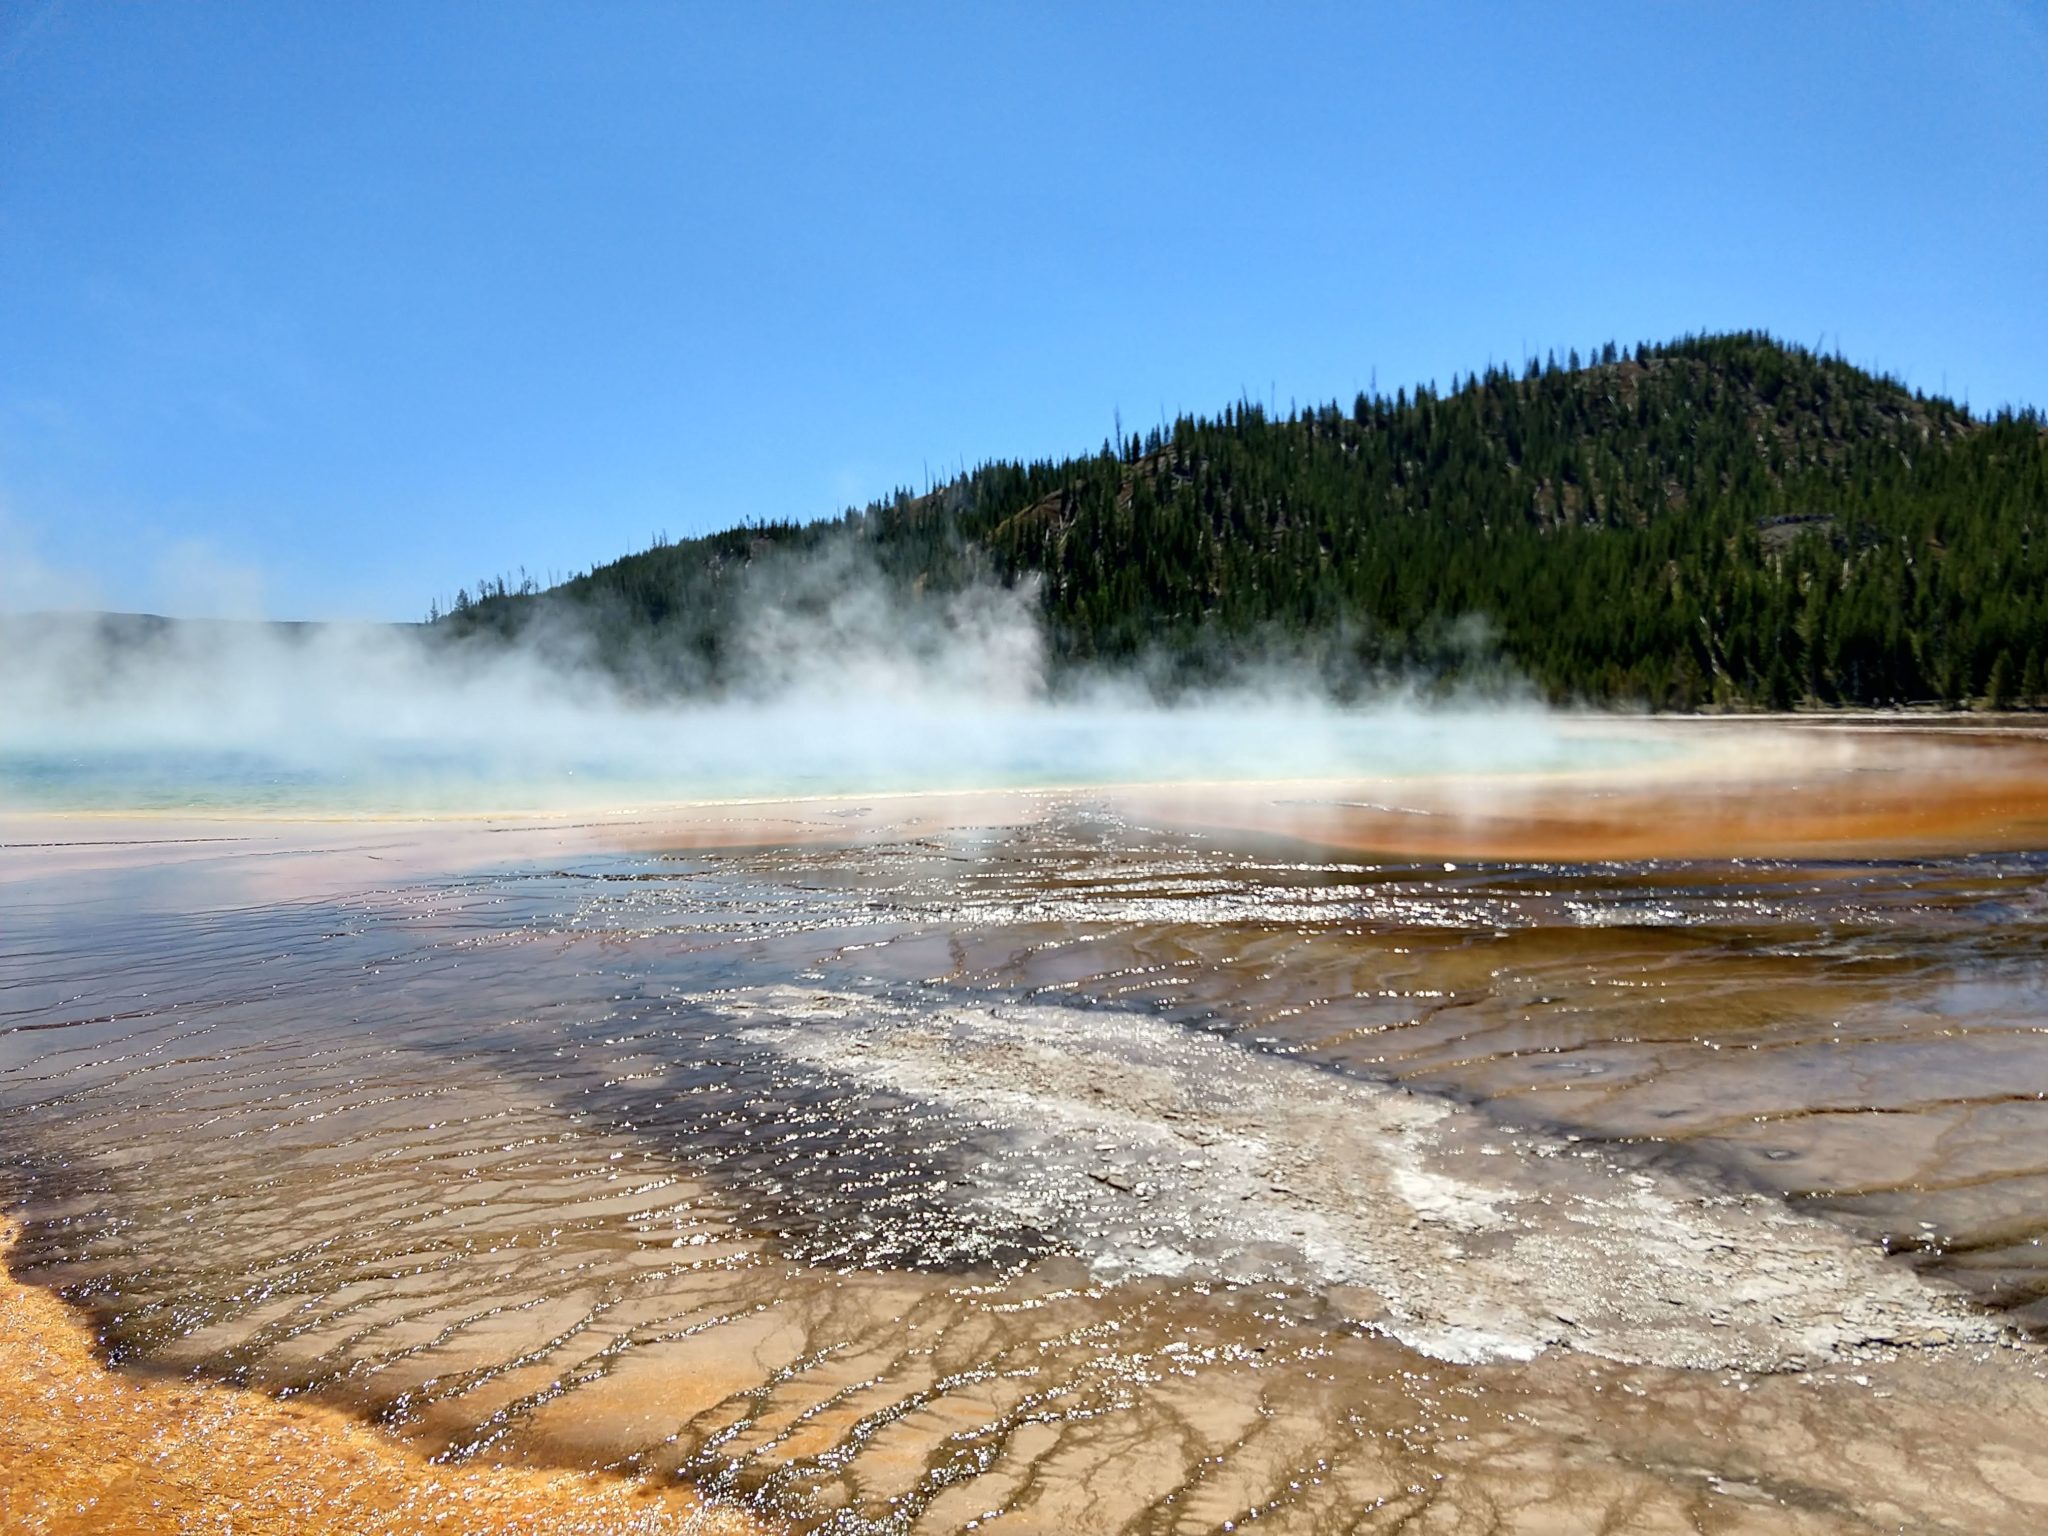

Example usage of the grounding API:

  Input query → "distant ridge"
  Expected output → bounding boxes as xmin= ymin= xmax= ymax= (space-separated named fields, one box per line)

xmin=439 ymin=333 xmax=2047 ymax=710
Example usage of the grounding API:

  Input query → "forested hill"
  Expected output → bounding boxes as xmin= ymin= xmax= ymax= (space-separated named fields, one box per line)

xmin=438 ymin=333 xmax=2048 ymax=710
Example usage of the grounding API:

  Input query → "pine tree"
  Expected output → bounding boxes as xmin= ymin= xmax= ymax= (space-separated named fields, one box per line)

xmin=426 ymin=333 xmax=2048 ymax=713
xmin=1765 ymin=655 xmax=1797 ymax=712
xmin=1986 ymin=649 xmax=2016 ymax=710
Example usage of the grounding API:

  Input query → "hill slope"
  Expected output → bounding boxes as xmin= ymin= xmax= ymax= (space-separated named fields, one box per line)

xmin=439 ymin=333 xmax=2048 ymax=709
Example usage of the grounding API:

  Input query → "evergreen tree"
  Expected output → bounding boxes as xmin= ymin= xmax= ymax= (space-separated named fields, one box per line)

xmin=429 ymin=333 xmax=2048 ymax=712
xmin=1987 ymin=650 xmax=2016 ymax=710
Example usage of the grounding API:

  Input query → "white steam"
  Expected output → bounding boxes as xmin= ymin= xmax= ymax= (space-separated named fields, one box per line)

xmin=0 ymin=532 xmax=1621 ymax=814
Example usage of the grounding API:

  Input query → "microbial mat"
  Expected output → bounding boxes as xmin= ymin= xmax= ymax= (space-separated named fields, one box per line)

xmin=7 ymin=718 xmax=2048 ymax=1532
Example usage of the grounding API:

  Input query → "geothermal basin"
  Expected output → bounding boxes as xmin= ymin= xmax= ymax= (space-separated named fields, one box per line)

xmin=6 ymin=716 xmax=2048 ymax=1533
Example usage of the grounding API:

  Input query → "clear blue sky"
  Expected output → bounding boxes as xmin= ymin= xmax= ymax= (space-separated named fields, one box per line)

xmin=4 ymin=2 xmax=2045 ymax=620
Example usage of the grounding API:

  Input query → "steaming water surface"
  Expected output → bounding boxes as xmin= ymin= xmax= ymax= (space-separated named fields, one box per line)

xmin=8 ymin=721 xmax=2048 ymax=1532
xmin=0 ymin=704 xmax=1667 ymax=813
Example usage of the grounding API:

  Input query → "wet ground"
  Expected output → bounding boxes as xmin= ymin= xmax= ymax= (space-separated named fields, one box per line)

xmin=7 ymin=720 xmax=2048 ymax=1532
xmin=0 ymin=1218 xmax=761 ymax=1536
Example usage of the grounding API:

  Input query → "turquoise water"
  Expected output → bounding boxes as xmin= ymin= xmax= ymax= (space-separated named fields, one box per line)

xmin=0 ymin=705 xmax=1669 ymax=815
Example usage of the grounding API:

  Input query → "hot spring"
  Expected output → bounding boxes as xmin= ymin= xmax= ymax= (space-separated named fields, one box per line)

xmin=6 ymin=711 xmax=2048 ymax=1533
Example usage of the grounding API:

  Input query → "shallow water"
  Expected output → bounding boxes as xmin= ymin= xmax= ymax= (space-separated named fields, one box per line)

xmin=8 ymin=727 xmax=2048 ymax=1532
xmin=0 ymin=703 xmax=1664 ymax=815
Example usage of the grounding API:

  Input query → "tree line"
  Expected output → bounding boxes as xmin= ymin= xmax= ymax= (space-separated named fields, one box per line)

xmin=436 ymin=333 xmax=2048 ymax=710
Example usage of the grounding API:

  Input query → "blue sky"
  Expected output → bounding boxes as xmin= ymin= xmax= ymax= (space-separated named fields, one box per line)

xmin=3 ymin=2 xmax=2045 ymax=620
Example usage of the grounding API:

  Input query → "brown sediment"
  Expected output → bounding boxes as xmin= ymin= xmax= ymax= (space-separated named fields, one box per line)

xmin=0 ymin=1215 xmax=765 ymax=1535
xmin=1117 ymin=721 xmax=2048 ymax=861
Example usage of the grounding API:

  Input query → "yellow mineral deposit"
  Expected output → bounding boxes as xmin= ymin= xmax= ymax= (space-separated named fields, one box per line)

xmin=0 ymin=1220 xmax=761 ymax=1536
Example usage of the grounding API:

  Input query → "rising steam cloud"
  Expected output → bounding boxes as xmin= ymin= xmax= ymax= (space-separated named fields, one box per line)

xmin=0 ymin=529 xmax=1608 ymax=814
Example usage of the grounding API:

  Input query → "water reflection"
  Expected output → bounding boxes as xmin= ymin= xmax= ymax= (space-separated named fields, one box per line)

xmin=6 ymin=789 xmax=2048 ymax=1531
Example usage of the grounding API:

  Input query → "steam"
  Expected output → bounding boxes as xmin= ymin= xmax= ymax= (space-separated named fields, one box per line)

xmin=0 ymin=530 xmax=1616 ymax=814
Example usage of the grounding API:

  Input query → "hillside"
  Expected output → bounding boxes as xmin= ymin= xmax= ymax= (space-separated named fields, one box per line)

xmin=437 ymin=333 xmax=2048 ymax=709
